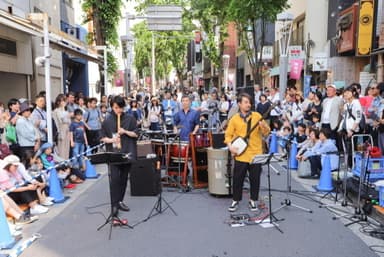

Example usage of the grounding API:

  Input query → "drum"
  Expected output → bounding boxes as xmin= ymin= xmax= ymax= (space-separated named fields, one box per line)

xmin=194 ymin=133 xmax=210 ymax=147
xmin=170 ymin=141 xmax=190 ymax=160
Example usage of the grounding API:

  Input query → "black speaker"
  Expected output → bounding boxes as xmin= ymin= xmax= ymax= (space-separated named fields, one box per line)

xmin=211 ymin=133 xmax=226 ymax=149
xmin=130 ymin=158 xmax=160 ymax=196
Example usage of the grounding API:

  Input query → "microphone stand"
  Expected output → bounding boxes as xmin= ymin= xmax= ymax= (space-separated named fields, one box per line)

xmin=274 ymin=137 xmax=313 ymax=214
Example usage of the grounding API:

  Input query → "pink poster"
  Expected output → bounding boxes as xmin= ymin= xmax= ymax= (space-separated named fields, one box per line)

xmin=289 ymin=59 xmax=303 ymax=80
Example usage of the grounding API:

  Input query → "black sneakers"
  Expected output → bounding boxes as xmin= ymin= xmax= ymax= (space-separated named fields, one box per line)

xmin=228 ymin=201 xmax=239 ymax=212
xmin=248 ymin=200 xmax=258 ymax=212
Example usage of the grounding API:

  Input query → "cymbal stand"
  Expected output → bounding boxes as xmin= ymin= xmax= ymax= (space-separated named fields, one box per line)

xmin=274 ymin=139 xmax=313 ymax=214
xmin=254 ymin=153 xmax=284 ymax=233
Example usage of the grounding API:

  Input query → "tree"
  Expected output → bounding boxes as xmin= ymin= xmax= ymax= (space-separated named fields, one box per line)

xmin=190 ymin=0 xmax=231 ymax=90
xmin=132 ymin=0 xmax=194 ymax=88
xmin=82 ymin=0 xmax=123 ymax=95
xmin=228 ymin=0 xmax=289 ymax=85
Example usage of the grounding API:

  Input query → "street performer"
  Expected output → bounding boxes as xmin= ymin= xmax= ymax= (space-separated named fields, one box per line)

xmin=225 ymin=92 xmax=270 ymax=212
xmin=100 ymin=95 xmax=138 ymax=216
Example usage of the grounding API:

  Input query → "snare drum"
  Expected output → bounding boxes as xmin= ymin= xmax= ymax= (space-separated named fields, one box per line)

xmin=170 ymin=141 xmax=190 ymax=159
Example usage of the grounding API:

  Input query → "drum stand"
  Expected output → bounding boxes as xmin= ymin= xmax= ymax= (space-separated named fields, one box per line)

xmin=274 ymin=139 xmax=313 ymax=215
xmin=164 ymin=135 xmax=188 ymax=192
xmin=254 ymin=153 xmax=284 ymax=233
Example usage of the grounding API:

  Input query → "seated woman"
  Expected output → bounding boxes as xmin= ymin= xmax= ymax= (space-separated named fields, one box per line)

xmin=4 ymin=154 xmax=53 ymax=206
xmin=0 ymin=159 xmax=49 ymax=215
xmin=300 ymin=128 xmax=338 ymax=178
xmin=1 ymin=190 xmax=39 ymax=225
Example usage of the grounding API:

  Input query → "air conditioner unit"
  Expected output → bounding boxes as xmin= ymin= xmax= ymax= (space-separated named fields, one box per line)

xmin=65 ymin=27 xmax=78 ymax=38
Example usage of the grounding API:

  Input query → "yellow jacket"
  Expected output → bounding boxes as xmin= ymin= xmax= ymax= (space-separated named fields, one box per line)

xmin=224 ymin=111 xmax=270 ymax=163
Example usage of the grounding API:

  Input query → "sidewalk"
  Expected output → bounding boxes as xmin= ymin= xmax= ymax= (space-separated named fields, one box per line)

xmin=8 ymin=161 xmax=382 ymax=257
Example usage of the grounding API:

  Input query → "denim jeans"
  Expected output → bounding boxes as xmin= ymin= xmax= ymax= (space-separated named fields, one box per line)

xmin=72 ymin=142 xmax=85 ymax=169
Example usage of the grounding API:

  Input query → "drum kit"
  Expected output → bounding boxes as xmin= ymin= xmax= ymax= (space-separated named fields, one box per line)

xmin=137 ymin=128 xmax=212 ymax=190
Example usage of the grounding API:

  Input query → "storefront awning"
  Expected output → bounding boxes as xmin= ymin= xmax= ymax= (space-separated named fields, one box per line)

xmin=0 ymin=10 xmax=101 ymax=64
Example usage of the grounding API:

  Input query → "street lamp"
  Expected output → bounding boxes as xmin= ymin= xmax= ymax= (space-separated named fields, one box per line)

xmin=277 ymin=12 xmax=294 ymax=100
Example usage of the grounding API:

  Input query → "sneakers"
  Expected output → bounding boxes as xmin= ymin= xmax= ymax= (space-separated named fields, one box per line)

xmin=14 ymin=214 xmax=33 ymax=225
xmin=46 ymin=196 xmax=55 ymax=202
xmin=30 ymin=204 xmax=49 ymax=215
xmin=249 ymin=200 xmax=258 ymax=212
xmin=41 ymin=199 xmax=54 ymax=206
xmin=228 ymin=201 xmax=239 ymax=212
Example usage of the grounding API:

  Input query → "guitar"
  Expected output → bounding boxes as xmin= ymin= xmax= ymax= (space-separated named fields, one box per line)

xmin=231 ymin=116 xmax=264 ymax=156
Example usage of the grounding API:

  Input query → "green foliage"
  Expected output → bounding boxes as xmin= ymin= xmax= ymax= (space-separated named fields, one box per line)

xmin=131 ymin=0 xmax=194 ymax=82
xmin=82 ymin=0 xmax=124 ymax=76
xmin=190 ymin=0 xmax=231 ymax=68
xmin=227 ymin=0 xmax=289 ymax=83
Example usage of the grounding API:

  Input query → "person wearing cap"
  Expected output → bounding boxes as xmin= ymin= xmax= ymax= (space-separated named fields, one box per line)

xmin=16 ymin=102 xmax=40 ymax=163
xmin=4 ymin=155 xmax=53 ymax=206
xmin=321 ymin=84 xmax=344 ymax=142
xmin=0 ymin=159 xmax=49 ymax=215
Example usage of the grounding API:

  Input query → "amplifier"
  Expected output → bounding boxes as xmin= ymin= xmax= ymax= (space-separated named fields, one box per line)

xmin=137 ymin=140 xmax=153 ymax=157
xmin=211 ymin=133 xmax=226 ymax=149
xmin=129 ymin=157 xmax=160 ymax=196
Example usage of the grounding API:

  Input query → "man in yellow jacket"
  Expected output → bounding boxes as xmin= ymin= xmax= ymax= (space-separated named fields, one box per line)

xmin=225 ymin=93 xmax=270 ymax=212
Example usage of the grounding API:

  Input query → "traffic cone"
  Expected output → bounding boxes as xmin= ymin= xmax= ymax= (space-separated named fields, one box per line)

xmin=48 ymin=168 xmax=68 ymax=203
xmin=0 ymin=196 xmax=17 ymax=249
xmin=316 ymin=154 xmax=334 ymax=191
xmin=289 ymin=139 xmax=298 ymax=170
xmin=85 ymin=159 xmax=100 ymax=179
xmin=269 ymin=130 xmax=278 ymax=154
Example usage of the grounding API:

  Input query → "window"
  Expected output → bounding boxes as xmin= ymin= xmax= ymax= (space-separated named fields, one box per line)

xmin=0 ymin=38 xmax=17 ymax=56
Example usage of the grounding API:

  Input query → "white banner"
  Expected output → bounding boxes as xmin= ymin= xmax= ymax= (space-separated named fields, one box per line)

xmin=313 ymin=52 xmax=328 ymax=71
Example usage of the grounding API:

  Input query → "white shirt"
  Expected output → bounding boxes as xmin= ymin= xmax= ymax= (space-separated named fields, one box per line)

xmin=322 ymin=97 xmax=336 ymax=124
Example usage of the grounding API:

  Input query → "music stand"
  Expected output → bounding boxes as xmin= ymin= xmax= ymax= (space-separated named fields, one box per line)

xmin=89 ymin=152 xmax=134 ymax=240
xmin=252 ymin=153 xmax=284 ymax=233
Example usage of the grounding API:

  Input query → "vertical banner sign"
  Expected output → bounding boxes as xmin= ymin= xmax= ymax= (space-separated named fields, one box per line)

xmin=357 ymin=0 xmax=374 ymax=56
xmin=304 ymin=75 xmax=312 ymax=98
xmin=289 ymin=59 xmax=304 ymax=80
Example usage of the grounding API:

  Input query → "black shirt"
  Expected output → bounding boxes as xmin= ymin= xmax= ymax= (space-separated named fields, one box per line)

xmin=100 ymin=112 xmax=138 ymax=159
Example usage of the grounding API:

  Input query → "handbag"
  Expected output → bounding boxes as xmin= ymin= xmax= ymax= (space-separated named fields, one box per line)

xmin=5 ymin=123 xmax=17 ymax=144
xmin=298 ymin=159 xmax=311 ymax=178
